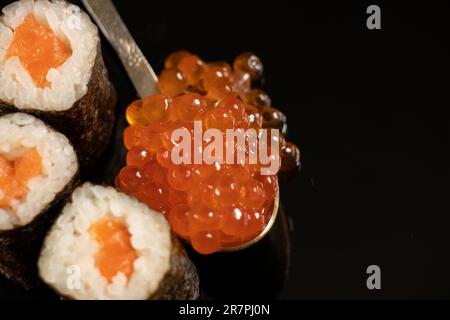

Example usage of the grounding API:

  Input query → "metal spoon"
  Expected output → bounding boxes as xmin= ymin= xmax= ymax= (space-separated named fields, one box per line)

xmin=82 ymin=0 xmax=159 ymax=98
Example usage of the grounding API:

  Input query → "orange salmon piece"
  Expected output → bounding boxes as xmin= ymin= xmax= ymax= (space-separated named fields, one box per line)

xmin=14 ymin=148 xmax=43 ymax=185
xmin=89 ymin=219 xmax=137 ymax=282
xmin=5 ymin=15 xmax=72 ymax=88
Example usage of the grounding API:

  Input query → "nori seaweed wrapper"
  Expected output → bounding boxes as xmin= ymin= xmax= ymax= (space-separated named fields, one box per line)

xmin=0 ymin=44 xmax=117 ymax=167
xmin=150 ymin=234 xmax=200 ymax=300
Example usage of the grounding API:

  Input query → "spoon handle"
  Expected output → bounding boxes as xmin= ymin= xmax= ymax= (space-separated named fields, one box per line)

xmin=82 ymin=0 xmax=159 ymax=98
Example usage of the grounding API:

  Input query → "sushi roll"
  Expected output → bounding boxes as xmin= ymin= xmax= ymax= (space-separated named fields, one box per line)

xmin=0 ymin=112 xmax=79 ymax=288
xmin=0 ymin=0 xmax=116 ymax=167
xmin=38 ymin=183 xmax=199 ymax=300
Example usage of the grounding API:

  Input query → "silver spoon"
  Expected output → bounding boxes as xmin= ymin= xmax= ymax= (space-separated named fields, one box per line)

xmin=82 ymin=0 xmax=159 ymax=98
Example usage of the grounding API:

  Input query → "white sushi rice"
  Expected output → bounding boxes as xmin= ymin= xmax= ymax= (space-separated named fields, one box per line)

xmin=0 ymin=113 xmax=78 ymax=230
xmin=38 ymin=183 xmax=172 ymax=300
xmin=0 ymin=0 xmax=98 ymax=111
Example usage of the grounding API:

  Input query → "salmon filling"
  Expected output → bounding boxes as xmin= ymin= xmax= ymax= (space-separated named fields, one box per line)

xmin=89 ymin=219 xmax=137 ymax=283
xmin=5 ymin=15 xmax=72 ymax=88
xmin=0 ymin=148 xmax=43 ymax=208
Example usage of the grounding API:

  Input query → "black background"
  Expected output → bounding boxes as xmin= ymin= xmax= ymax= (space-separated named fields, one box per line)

xmin=107 ymin=0 xmax=450 ymax=299
xmin=1 ymin=0 xmax=450 ymax=299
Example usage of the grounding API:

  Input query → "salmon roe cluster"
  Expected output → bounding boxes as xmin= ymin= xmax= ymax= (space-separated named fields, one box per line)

xmin=117 ymin=52 xmax=300 ymax=254
xmin=159 ymin=51 xmax=300 ymax=171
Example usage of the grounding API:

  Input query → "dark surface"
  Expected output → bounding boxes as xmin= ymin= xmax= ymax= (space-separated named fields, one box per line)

xmin=1 ymin=0 xmax=450 ymax=299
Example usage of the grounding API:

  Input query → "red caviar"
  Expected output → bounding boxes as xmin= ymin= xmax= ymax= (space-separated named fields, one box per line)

xmin=118 ymin=52 xmax=300 ymax=254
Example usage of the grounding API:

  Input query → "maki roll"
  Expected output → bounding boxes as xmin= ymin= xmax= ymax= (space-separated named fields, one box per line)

xmin=0 ymin=0 xmax=116 ymax=167
xmin=38 ymin=183 xmax=199 ymax=300
xmin=0 ymin=112 xmax=78 ymax=288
